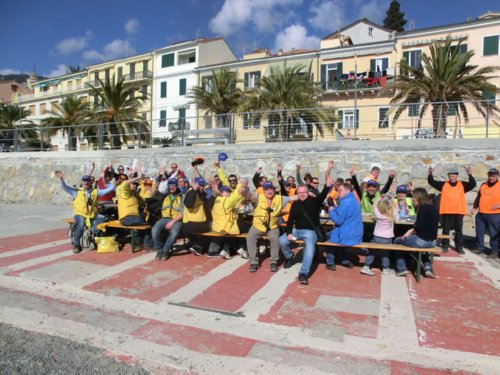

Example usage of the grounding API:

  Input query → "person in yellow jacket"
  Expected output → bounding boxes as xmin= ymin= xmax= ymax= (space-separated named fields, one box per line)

xmin=208 ymin=185 xmax=250 ymax=259
xmin=247 ymin=182 xmax=295 ymax=272
xmin=55 ymin=170 xmax=115 ymax=253
xmin=116 ymin=171 xmax=153 ymax=248
xmin=428 ymin=165 xmax=476 ymax=254
xmin=471 ymin=168 xmax=499 ymax=258
xmin=182 ymin=177 xmax=210 ymax=256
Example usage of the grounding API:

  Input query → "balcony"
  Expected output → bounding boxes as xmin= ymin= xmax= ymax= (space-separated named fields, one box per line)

xmin=168 ymin=121 xmax=189 ymax=131
xmin=21 ymin=83 xmax=86 ymax=101
xmin=88 ymin=71 xmax=153 ymax=88
xmin=264 ymin=124 xmax=312 ymax=142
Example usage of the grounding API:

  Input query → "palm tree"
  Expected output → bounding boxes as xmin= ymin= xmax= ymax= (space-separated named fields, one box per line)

xmin=189 ymin=68 xmax=243 ymax=128
xmin=88 ymin=75 xmax=147 ymax=149
xmin=240 ymin=62 xmax=335 ymax=141
xmin=41 ymin=95 xmax=92 ymax=150
xmin=0 ymin=103 xmax=35 ymax=149
xmin=390 ymin=36 xmax=500 ymax=138
xmin=67 ymin=65 xmax=84 ymax=74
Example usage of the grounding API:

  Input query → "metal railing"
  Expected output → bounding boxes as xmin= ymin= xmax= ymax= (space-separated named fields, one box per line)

xmin=1 ymin=99 xmax=497 ymax=152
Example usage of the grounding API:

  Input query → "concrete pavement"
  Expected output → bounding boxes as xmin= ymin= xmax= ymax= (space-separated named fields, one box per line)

xmin=0 ymin=203 xmax=499 ymax=374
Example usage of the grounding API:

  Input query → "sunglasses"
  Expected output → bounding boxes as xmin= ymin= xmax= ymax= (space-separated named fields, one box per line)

xmin=82 ymin=176 xmax=92 ymax=182
xmin=228 ymin=179 xmax=237 ymax=183
xmin=311 ymin=181 xmax=319 ymax=185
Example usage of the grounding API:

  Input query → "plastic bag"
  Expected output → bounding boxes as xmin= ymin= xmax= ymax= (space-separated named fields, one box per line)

xmin=96 ymin=236 xmax=120 ymax=253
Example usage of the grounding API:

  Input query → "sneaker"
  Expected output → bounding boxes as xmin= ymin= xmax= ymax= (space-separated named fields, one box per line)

xmin=236 ymin=248 xmax=249 ymax=259
xmin=298 ymin=273 xmax=309 ymax=285
xmin=471 ymin=249 xmax=483 ymax=255
xmin=396 ymin=269 xmax=409 ymax=277
xmin=382 ymin=268 xmax=395 ymax=275
xmin=72 ymin=245 xmax=82 ymax=254
xmin=219 ymin=250 xmax=232 ymax=260
xmin=325 ymin=263 xmax=336 ymax=271
xmin=441 ymin=246 xmax=449 ymax=253
xmin=342 ymin=261 xmax=354 ymax=269
xmin=424 ymin=269 xmax=436 ymax=279
xmin=456 ymin=248 xmax=465 ymax=255
xmin=249 ymin=263 xmax=259 ymax=273
xmin=189 ymin=245 xmax=204 ymax=256
xmin=360 ymin=265 xmax=375 ymax=276
xmin=155 ymin=252 xmax=162 ymax=260
xmin=270 ymin=262 xmax=278 ymax=272
xmin=207 ymin=250 xmax=220 ymax=258
xmin=283 ymin=253 xmax=296 ymax=269
xmin=161 ymin=252 xmax=170 ymax=261
xmin=487 ymin=253 xmax=499 ymax=259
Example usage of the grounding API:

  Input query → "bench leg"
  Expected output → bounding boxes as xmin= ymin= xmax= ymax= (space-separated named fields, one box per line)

xmin=415 ymin=252 xmax=421 ymax=283
xmin=131 ymin=230 xmax=136 ymax=253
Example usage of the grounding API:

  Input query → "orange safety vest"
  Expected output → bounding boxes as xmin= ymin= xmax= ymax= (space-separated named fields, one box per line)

xmin=439 ymin=181 xmax=467 ymax=215
xmin=282 ymin=187 xmax=296 ymax=222
xmin=478 ymin=182 xmax=500 ymax=214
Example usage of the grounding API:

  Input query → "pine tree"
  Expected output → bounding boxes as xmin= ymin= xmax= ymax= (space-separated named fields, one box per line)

xmin=383 ymin=0 xmax=407 ymax=32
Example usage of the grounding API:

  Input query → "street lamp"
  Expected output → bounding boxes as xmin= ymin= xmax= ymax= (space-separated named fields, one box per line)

xmin=354 ymin=54 xmax=358 ymax=140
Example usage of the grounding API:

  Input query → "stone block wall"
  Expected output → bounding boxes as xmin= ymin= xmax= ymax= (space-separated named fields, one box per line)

xmin=1 ymin=139 xmax=498 ymax=208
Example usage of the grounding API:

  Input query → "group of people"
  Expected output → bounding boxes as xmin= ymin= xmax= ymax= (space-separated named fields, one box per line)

xmin=56 ymin=156 xmax=499 ymax=285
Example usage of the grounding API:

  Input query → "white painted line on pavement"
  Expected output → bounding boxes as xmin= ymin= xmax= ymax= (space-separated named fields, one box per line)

xmin=0 ymin=239 xmax=70 ymax=258
xmin=0 ymin=251 xmax=72 ymax=274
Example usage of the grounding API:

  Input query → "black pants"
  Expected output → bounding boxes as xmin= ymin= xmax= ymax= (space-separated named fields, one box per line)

xmin=441 ymin=214 xmax=464 ymax=250
xmin=181 ymin=221 xmax=210 ymax=249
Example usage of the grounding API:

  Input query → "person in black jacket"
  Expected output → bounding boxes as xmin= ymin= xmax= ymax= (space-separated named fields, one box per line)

xmin=279 ymin=182 xmax=330 ymax=285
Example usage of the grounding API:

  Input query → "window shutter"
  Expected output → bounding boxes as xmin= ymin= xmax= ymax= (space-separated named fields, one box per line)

xmin=160 ymin=82 xmax=167 ymax=98
xmin=179 ymin=78 xmax=186 ymax=95
xmin=370 ymin=59 xmax=376 ymax=73
xmin=483 ymin=35 xmax=499 ymax=56
xmin=159 ymin=110 xmax=166 ymax=127
xmin=337 ymin=110 xmax=343 ymax=129
xmin=355 ymin=109 xmax=359 ymax=129
xmin=459 ymin=44 xmax=467 ymax=54
xmin=320 ymin=64 xmax=326 ymax=89
xmin=244 ymin=72 xmax=249 ymax=88
xmin=337 ymin=62 xmax=343 ymax=77
xmin=382 ymin=58 xmax=389 ymax=70
xmin=162 ymin=53 xmax=174 ymax=68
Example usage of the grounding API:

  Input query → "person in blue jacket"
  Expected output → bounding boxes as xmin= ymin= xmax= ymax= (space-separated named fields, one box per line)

xmin=325 ymin=182 xmax=363 ymax=270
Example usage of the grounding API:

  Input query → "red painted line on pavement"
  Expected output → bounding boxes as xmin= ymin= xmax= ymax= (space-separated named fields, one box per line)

xmin=84 ymin=253 xmax=220 ymax=302
xmin=187 ymin=258 xmax=276 ymax=313
xmin=389 ymin=360 xmax=479 ymax=374
xmin=411 ymin=261 xmax=500 ymax=356
xmin=258 ymin=265 xmax=380 ymax=338
xmin=132 ymin=320 xmax=257 ymax=357
xmin=0 ymin=229 xmax=68 ymax=253
xmin=0 ymin=243 xmax=70 ymax=268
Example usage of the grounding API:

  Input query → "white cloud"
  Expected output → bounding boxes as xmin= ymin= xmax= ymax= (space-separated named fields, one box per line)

xmin=125 ymin=19 xmax=139 ymax=35
xmin=48 ymin=64 xmax=68 ymax=78
xmin=308 ymin=0 xmax=346 ymax=32
xmin=82 ymin=39 xmax=136 ymax=62
xmin=274 ymin=24 xmax=319 ymax=51
xmin=356 ymin=0 xmax=389 ymax=24
xmin=209 ymin=0 xmax=302 ymax=36
xmin=55 ymin=30 xmax=93 ymax=55
xmin=0 ymin=68 xmax=24 ymax=75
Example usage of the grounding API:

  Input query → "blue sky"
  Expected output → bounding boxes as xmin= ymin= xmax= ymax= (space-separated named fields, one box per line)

xmin=1 ymin=0 xmax=498 ymax=78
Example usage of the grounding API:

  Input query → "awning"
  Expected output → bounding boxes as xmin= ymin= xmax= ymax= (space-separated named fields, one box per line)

xmin=36 ymin=79 xmax=61 ymax=88
xmin=177 ymin=49 xmax=196 ymax=57
xmin=264 ymin=59 xmax=312 ymax=76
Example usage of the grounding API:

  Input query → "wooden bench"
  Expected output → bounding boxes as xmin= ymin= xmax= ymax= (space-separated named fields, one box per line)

xmin=195 ymin=231 xmax=446 ymax=283
xmin=99 ymin=220 xmax=151 ymax=253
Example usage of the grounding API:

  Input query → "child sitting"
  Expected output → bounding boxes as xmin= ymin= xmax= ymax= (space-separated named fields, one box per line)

xmin=361 ymin=195 xmax=398 ymax=276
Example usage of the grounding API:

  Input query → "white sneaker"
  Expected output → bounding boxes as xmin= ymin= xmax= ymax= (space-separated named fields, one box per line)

xmin=219 ymin=250 xmax=232 ymax=260
xmin=360 ymin=265 xmax=375 ymax=276
xmin=382 ymin=268 xmax=395 ymax=275
xmin=236 ymin=248 xmax=249 ymax=259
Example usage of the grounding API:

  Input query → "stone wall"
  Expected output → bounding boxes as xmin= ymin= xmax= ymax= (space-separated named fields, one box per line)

xmin=1 ymin=139 xmax=498 ymax=207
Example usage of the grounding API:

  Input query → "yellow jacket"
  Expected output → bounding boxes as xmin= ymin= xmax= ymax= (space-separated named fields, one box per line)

xmin=183 ymin=189 xmax=206 ymax=223
xmin=161 ymin=194 xmax=183 ymax=219
xmin=252 ymin=194 xmax=283 ymax=232
xmin=117 ymin=183 xmax=144 ymax=220
xmin=73 ymin=188 xmax=98 ymax=219
xmin=211 ymin=193 xmax=244 ymax=234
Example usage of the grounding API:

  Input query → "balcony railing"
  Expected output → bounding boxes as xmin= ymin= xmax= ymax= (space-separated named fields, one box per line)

xmin=88 ymin=71 xmax=153 ymax=88
xmin=21 ymin=83 xmax=87 ymax=101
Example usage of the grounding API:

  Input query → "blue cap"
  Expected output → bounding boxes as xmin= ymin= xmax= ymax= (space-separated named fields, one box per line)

xmin=218 ymin=152 xmax=228 ymax=162
xmin=194 ymin=177 xmax=207 ymax=187
xmin=396 ymin=185 xmax=408 ymax=194
xmin=219 ymin=185 xmax=231 ymax=193
xmin=167 ymin=178 xmax=178 ymax=186
xmin=367 ymin=180 xmax=379 ymax=187
xmin=262 ymin=181 xmax=275 ymax=190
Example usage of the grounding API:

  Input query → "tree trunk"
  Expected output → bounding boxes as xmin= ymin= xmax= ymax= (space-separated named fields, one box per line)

xmin=109 ymin=121 xmax=121 ymax=149
xmin=431 ymin=103 xmax=447 ymax=138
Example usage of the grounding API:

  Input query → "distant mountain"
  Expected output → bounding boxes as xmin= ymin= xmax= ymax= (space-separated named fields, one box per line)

xmin=0 ymin=73 xmax=47 ymax=84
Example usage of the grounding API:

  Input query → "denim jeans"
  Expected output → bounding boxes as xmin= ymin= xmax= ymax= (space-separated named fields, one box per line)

xmin=364 ymin=235 xmax=392 ymax=269
xmin=73 ymin=214 xmax=86 ymax=246
xmin=120 ymin=215 xmax=152 ymax=246
xmin=475 ymin=213 xmax=499 ymax=254
xmin=279 ymin=228 xmax=317 ymax=276
xmin=394 ymin=235 xmax=435 ymax=271
xmin=325 ymin=247 xmax=349 ymax=266
xmin=152 ymin=218 xmax=183 ymax=253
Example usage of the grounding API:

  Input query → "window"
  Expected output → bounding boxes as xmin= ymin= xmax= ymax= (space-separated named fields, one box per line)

xmin=117 ymin=67 xmax=123 ymax=80
xmin=105 ymin=68 xmax=110 ymax=81
xmin=159 ymin=110 xmax=167 ymax=127
xmin=369 ymin=27 xmax=373 ymax=36
xmin=178 ymin=108 xmax=186 ymax=127
xmin=204 ymin=115 xmax=212 ymax=129
xmin=243 ymin=113 xmax=261 ymax=129
xmin=337 ymin=109 xmax=359 ymax=129
xmin=143 ymin=60 xmax=148 ymax=73
xmin=244 ymin=71 xmax=261 ymax=89
xmin=161 ymin=53 xmax=175 ymax=67
xmin=378 ymin=107 xmax=389 ymax=128
xmin=51 ymin=101 xmax=59 ymax=111
xmin=370 ymin=58 xmax=389 ymax=75
xmin=93 ymin=95 xmax=99 ymax=105
xmin=94 ymin=72 xmax=99 ymax=85
xmin=179 ymin=78 xmax=186 ymax=96
xmin=202 ymin=77 xmax=213 ymax=93
xmin=408 ymin=103 xmax=419 ymax=117
xmin=29 ymin=105 xmax=35 ymax=116
xmin=40 ymin=103 xmax=47 ymax=115
xmin=320 ymin=62 xmax=343 ymax=90
xmin=129 ymin=89 xmax=135 ymax=99
xmin=447 ymin=102 xmax=458 ymax=116
xmin=177 ymin=49 xmax=196 ymax=65
xmin=402 ymin=50 xmax=422 ymax=76
xmin=483 ymin=35 xmax=499 ymax=56
xmin=160 ymin=81 xmax=167 ymax=98
xmin=129 ymin=63 xmax=135 ymax=80
xmin=482 ymin=87 xmax=496 ymax=103
xmin=141 ymin=85 xmax=148 ymax=99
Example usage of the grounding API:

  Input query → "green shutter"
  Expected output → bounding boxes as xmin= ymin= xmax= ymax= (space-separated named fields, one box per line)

xmin=482 ymin=88 xmax=496 ymax=103
xmin=370 ymin=59 xmax=376 ymax=73
xmin=162 ymin=53 xmax=174 ymax=68
xmin=459 ymin=44 xmax=467 ymax=54
xmin=409 ymin=103 xmax=419 ymax=117
xmin=159 ymin=110 xmax=166 ymax=127
xmin=483 ymin=36 xmax=499 ymax=56
xmin=320 ymin=64 xmax=326 ymax=89
xmin=179 ymin=78 xmax=186 ymax=95
xmin=244 ymin=72 xmax=249 ymax=88
xmin=160 ymin=82 xmax=167 ymax=98
xmin=337 ymin=110 xmax=343 ymax=129
xmin=447 ymin=103 xmax=458 ymax=116
xmin=337 ymin=62 xmax=343 ymax=77
xmin=355 ymin=109 xmax=359 ymax=129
